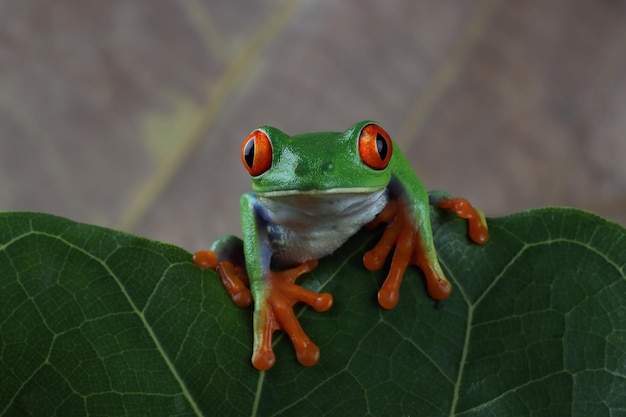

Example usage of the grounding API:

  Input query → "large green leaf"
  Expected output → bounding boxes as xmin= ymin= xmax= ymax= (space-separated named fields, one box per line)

xmin=1 ymin=209 xmax=625 ymax=416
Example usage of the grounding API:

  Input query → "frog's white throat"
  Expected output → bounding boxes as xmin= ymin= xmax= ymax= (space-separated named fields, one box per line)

xmin=258 ymin=188 xmax=389 ymax=266
xmin=258 ymin=188 xmax=387 ymax=222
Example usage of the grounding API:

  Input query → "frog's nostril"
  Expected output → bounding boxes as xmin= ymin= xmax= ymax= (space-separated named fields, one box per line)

xmin=295 ymin=160 xmax=333 ymax=175
xmin=294 ymin=162 xmax=308 ymax=176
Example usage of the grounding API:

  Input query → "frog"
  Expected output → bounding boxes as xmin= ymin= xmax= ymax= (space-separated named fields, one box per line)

xmin=193 ymin=120 xmax=489 ymax=371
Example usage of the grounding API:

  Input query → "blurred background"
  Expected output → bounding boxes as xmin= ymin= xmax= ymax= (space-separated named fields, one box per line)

xmin=1 ymin=0 xmax=625 ymax=252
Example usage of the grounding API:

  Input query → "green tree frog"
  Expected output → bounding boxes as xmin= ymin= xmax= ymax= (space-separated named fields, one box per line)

xmin=193 ymin=120 xmax=488 ymax=371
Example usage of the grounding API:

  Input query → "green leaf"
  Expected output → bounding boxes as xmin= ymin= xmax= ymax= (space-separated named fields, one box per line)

xmin=1 ymin=209 xmax=625 ymax=416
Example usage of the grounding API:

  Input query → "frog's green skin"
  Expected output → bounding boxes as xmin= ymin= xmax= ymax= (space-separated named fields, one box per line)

xmin=197 ymin=120 xmax=488 ymax=371
xmin=249 ymin=121 xmax=433 ymax=267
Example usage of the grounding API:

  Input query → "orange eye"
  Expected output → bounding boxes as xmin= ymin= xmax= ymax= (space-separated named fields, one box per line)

xmin=241 ymin=130 xmax=273 ymax=176
xmin=358 ymin=124 xmax=392 ymax=170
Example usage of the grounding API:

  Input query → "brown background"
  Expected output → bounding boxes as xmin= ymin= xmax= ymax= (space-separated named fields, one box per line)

xmin=2 ymin=0 xmax=625 ymax=252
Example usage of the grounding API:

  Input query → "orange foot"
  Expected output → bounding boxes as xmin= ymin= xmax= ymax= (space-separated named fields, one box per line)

xmin=193 ymin=250 xmax=253 ymax=307
xmin=363 ymin=200 xmax=449 ymax=308
xmin=362 ymin=196 xmax=488 ymax=310
xmin=251 ymin=259 xmax=333 ymax=370
xmin=193 ymin=251 xmax=333 ymax=371
xmin=435 ymin=197 xmax=489 ymax=244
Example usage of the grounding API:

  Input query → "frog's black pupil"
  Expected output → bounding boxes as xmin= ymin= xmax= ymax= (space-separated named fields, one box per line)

xmin=376 ymin=133 xmax=388 ymax=160
xmin=244 ymin=139 xmax=255 ymax=168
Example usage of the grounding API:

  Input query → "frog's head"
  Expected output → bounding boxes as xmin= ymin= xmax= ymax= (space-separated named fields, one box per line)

xmin=240 ymin=120 xmax=393 ymax=196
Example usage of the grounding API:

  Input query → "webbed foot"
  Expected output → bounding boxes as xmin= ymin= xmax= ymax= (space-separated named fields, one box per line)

xmin=363 ymin=195 xmax=488 ymax=309
xmin=194 ymin=235 xmax=333 ymax=370
xmin=252 ymin=260 xmax=333 ymax=370
xmin=363 ymin=200 xmax=449 ymax=308
xmin=193 ymin=250 xmax=253 ymax=308
xmin=430 ymin=193 xmax=489 ymax=244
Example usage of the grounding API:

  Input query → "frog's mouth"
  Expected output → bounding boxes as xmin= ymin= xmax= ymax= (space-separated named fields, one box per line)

xmin=258 ymin=186 xmax=384 ymax=199
xmin=257 ymin=187 xmax=388 ymax=219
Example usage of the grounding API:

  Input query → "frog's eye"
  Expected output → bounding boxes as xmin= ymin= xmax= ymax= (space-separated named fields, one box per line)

xmin=241 ymin=130 xmax=273 ymax=176
xmin=358 ymin=124 xmax=393 ymax=170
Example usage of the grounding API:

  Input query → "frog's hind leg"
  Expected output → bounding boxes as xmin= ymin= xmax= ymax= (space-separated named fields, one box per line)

xmin=193 ymin=236 xmax=253 ymax=308
xmin=428 ymin=191 xmax=489 ymax=244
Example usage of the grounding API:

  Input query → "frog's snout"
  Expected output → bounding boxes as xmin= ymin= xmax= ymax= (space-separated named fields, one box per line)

xmin=294 ymin=159 xmax=334 ymax=176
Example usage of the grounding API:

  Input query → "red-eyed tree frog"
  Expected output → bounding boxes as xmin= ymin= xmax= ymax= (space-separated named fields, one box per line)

xmin=193 ymin=120 xmax=489 ymax=371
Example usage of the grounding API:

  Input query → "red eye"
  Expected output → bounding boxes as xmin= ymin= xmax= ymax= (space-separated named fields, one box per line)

xmin=358 ymin=124 xmax=392 ymax=170
xmin=241 ymin=130 xmax=273 ymax=176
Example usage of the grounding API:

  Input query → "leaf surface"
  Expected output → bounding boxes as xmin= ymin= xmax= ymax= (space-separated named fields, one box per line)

xmin=1 ymin=209 xmax=625 ymax=416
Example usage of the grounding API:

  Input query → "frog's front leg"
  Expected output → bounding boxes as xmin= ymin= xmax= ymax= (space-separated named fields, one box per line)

xmin=363 ymin=199 xmax=448 ymax=308
xmin=243 ymin=192 xmax=334 ymax=370
xmin=195 ymin=194 xmax=333 ymax=370
xmin=250 ymin=258 xmax=333 ymax=370
xmin=363 ymin=193 xmax=488 ymax=309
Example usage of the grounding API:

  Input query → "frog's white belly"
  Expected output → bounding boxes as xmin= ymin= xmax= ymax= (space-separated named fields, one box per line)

xmin=259 ymin=189 xmax=388 ymax=267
